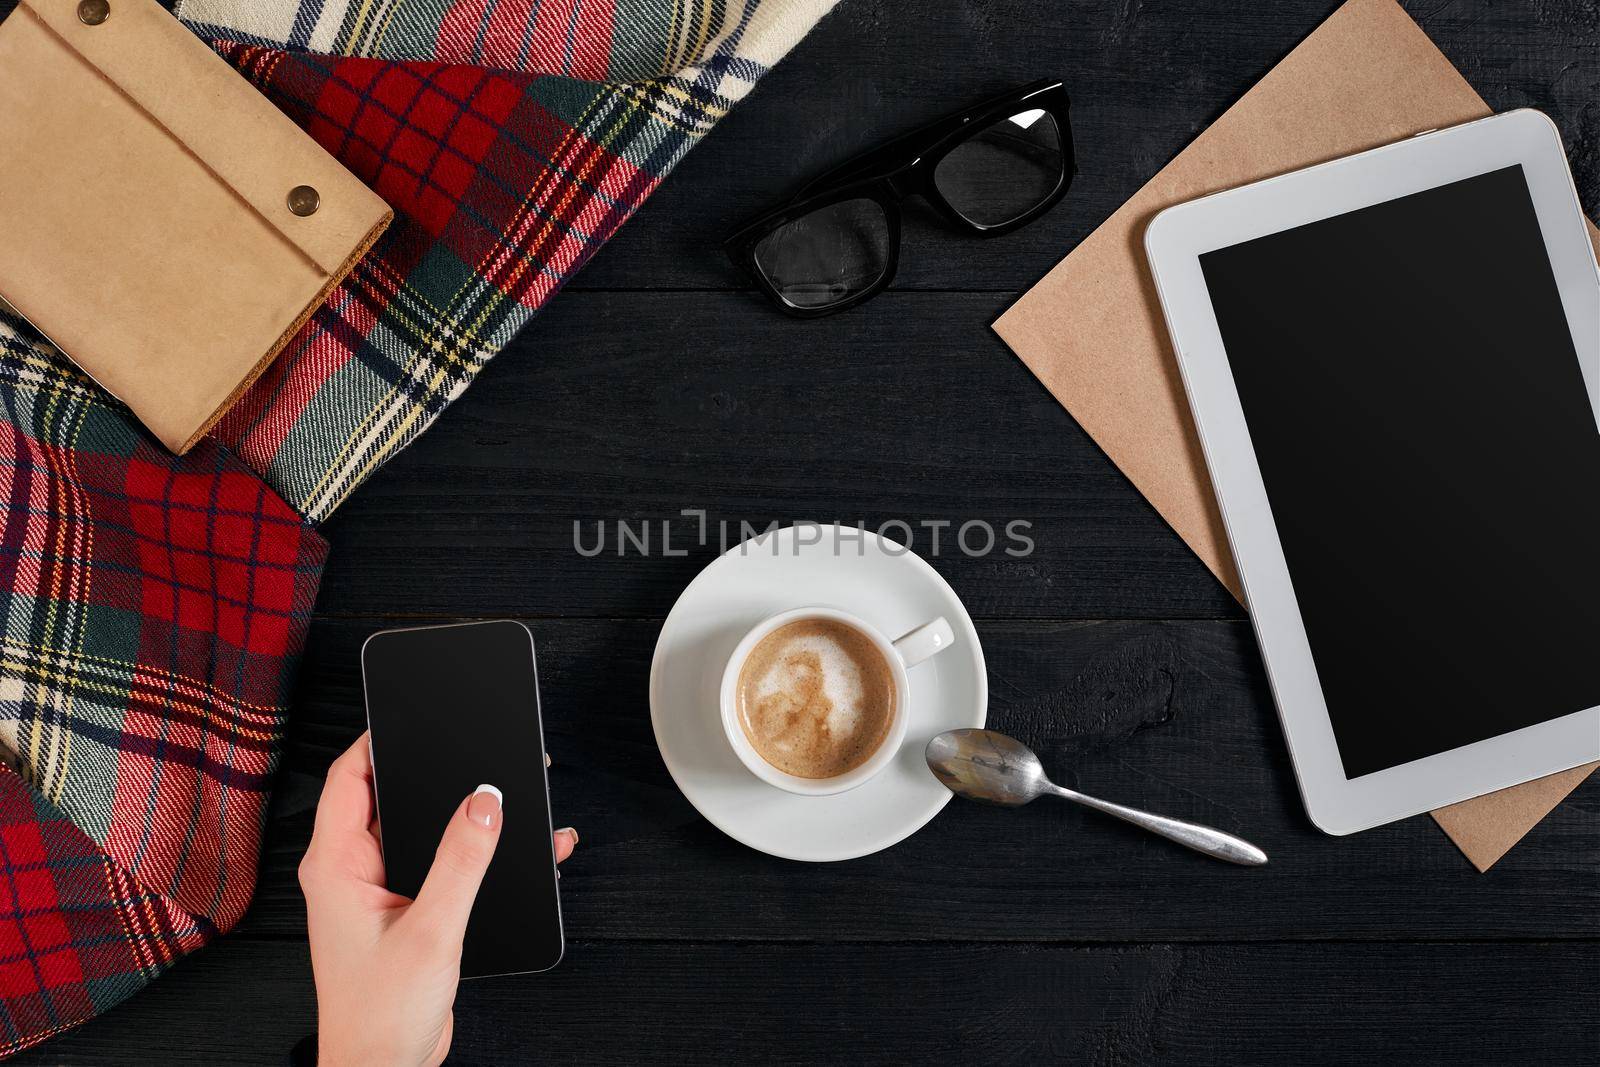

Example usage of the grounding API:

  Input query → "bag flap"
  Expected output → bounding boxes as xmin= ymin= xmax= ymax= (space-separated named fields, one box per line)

xmin=20 ymin=0 xmax=388 ymax=276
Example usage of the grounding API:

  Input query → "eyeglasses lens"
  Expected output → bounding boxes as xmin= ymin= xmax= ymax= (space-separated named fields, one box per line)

xmin=751 ymin=197 xmax=892 ymax=310
xmin=933 ymin=109 xmax=1064 ymax=228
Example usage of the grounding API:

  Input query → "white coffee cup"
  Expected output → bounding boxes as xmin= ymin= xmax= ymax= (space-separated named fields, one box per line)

xmin=719 ymin=605 xmax=956 ymax=796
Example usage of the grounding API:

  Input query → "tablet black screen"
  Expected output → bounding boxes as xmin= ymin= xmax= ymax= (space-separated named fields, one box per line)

xmin=1200 ymin=164 xmax=1600 ymax=778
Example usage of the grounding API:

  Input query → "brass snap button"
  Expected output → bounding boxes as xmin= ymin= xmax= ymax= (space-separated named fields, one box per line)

xmin=286 ymin=185 xmax=321 ymax=217
xmin=78 ymin=0 xmax=110 ymax=25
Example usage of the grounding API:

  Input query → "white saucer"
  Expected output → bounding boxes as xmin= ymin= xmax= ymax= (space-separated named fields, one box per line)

xmin=649 ymin=524 xmax=987 ymax=862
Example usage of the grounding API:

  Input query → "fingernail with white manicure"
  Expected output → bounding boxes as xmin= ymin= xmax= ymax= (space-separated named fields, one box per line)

xmin=468 ymin=784 xmax=503 ymax=828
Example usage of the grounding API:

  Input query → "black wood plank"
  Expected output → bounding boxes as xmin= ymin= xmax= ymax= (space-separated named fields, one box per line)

xmin=18 ymin=939 xmax=1599 ymax=1065
xmin=316 ymin=291 xmax=1241 ymax=620
xmin=575 ymin=0 xmax=1600 ymax=293
xmin=229 ymin=617 xmax=1599 ymax=945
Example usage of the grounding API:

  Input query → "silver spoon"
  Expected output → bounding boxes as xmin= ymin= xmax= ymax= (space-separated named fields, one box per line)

xmin=926 ymin=729 xmax=1267 ymax=866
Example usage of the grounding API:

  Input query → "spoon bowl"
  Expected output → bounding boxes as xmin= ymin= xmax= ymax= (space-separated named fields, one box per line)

xmin=924 ymin=728 xmax=1054 ymax=805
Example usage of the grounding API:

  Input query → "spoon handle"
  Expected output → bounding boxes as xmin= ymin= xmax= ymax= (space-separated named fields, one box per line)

xmin=1051 ymin=786 xmax=1267 ymax=866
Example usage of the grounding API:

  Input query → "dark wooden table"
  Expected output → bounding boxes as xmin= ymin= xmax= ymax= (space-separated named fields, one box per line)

xmin=21 ymin=1 xmax=1599 ymax=1062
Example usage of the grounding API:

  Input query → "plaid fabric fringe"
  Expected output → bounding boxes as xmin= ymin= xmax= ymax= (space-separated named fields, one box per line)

xmin=178 ymin=0 xmax=838 ymax=521
xmin=0 ymin=0 xmax=832 ymax=1054
xmin=175 ymin=0 xmax=803 ymax=84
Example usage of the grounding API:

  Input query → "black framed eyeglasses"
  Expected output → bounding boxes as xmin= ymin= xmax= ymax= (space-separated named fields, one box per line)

xmin=724 ymin=80 xmax=1074 ymax=317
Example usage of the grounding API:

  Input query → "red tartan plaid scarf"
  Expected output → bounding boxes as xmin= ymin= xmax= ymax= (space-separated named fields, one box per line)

xmin=0 ymin=325 xmax=326 ymax=1052
xmin=0 ymin=0 xmax=834 ymax=1055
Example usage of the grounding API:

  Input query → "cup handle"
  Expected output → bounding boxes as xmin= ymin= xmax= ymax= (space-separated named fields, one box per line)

xmin=892 ymin=617 xmax=955 ymax=668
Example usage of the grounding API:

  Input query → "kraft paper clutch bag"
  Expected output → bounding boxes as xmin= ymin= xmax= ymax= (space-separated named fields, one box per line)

xmin=0 ymin=0 xmax=391 ymax=454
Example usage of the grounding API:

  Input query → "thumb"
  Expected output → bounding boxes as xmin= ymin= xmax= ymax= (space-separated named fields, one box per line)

xmin=404 ymin=785 xmax=503 ymax=947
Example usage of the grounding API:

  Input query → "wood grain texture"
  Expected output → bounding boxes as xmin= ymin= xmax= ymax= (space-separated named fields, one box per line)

xmin=315 ymin=290 xmax=1241 ymax=621
xmin=21 ymin=939 xmax=1600 ymax=1065
xmin=9 ymin=0 xmax=1599 ymax=1062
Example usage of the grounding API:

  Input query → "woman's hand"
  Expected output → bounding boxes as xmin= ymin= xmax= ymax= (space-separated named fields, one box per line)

xmin=299 ymin=732 xmax=578 ymax=1067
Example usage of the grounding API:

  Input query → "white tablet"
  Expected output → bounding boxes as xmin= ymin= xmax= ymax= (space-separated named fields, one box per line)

xmin=1145 ymin=110 xmax=1600 ymax=835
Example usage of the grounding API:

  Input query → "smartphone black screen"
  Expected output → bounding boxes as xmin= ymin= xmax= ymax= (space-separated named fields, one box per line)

xmin=362 ymin=620 xmax=563 ymax=976
xmin=1199 ymin=165 xmax=1600 ymax=779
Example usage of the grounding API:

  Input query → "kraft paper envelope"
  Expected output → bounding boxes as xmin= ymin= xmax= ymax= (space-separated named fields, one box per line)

xmin=0 ymin=0 xmax=391 ymax=454
xmin=993 ymin=0 xmax=1599 ymax=871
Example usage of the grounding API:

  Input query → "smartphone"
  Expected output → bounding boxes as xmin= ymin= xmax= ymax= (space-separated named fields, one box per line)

xmin=361 ymin=620 xmax=564 ymax=976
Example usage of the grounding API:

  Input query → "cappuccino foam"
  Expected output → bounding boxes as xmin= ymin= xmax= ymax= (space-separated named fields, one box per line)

xmin=736 ymin=619 xmax=896 ymax=779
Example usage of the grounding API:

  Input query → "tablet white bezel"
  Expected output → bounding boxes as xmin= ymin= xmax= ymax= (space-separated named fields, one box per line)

xmin=1144 ymin=109 xmax=1600 ymax=835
